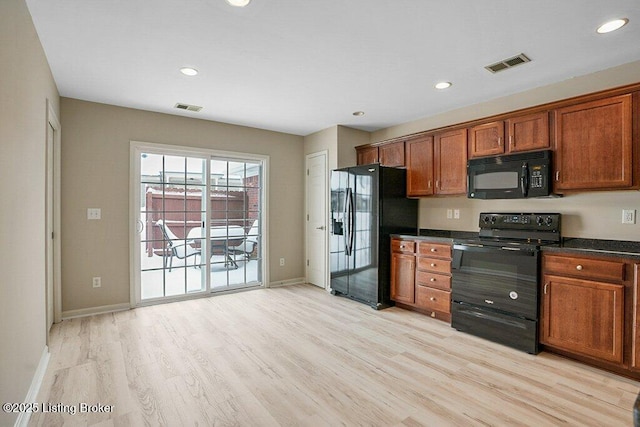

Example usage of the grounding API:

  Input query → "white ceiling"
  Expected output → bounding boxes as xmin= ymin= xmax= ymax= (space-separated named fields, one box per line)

xmin=26 ymin=0 xmax=640 ymax=136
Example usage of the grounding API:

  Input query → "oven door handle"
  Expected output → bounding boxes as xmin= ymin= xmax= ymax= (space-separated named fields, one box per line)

xmin=453 ymin=244 xmax=536 ymax=256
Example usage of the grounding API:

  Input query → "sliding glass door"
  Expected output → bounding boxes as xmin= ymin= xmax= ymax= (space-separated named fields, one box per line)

xmin=132 ymin=142 xmax=265 ymax=305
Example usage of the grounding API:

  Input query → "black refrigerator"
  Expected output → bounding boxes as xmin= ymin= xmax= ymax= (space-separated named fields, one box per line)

xmin=330 ymin=164 xmax=418 ymax=309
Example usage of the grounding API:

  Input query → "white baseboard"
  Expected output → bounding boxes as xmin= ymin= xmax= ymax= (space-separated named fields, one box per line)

xmin=14 ymin=346 xmax=50 ymax=427
xmin=268 ymin=277 xmax=305 ymax=288
xmin=62 ymin=302 xmax=131 ymax=320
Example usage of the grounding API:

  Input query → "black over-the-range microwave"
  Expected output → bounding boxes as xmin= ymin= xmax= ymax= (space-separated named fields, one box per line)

xmin=467 ymin=150 xmax=553 ymax=199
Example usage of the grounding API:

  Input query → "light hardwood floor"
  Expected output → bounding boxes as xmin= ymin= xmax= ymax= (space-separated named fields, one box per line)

xmin=31 ymin=284 xmax=639 ymax=426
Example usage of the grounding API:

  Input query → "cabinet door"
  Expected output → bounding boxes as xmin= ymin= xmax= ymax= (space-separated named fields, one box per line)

xmin=541 ymin=274 xmax=624 ymax=364
xmin=507 ymin=112 xmax=549 ymax=153
xmin=356 ymin=146 xmax=379 ymax=165
xmin=406 ymin=136 xmax=434 ymax=197
xmin=554 ymin=94 xmax=633 ymax=191
xmin=435 ymin=129 xmax=468 ymax=195
xmin=391 ymin=253 xmax=415 ymax=304
xmin=469 ymin=121 xmax=504 ymax=158
xmin=379 ymin=141 xmax=405 ymax=167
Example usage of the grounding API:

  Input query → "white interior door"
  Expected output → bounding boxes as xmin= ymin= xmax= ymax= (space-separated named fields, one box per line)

xmin=306 ymin=151 xmax=327 ymax=288
xmin=45 ymin=101 xmax=61 ymax=330
xmin=45 ymin=122 xmax=54 ymax=332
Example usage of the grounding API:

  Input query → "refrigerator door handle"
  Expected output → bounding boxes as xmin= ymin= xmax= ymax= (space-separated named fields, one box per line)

xmin=343 ymin=188 xmax=350 ymax=255
xmin=347 ymin=188 xmax=355 ymax=256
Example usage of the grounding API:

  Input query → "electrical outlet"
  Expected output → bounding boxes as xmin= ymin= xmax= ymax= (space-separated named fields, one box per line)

xmin=92 ymin=277 xmax=101 ymax=288
xmin=446 ymin=209 xmax=453 ymax=219
xmin=622 ymin=209 xmax=636 ymax=224
xmin=454 ymin=209 xmax=460 ymax=220
xmin=279 ymin=258 xmax=285 ymax=266
xmin=87 ymin=208 xmax=101 ymax=220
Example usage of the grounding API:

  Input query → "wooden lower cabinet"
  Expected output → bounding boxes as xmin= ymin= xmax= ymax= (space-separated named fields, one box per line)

xmin=391 ymin=252 xmax=415 ymax=304
xmin=541 ymin=252 xmax=640 ymax=378
xmin=541 ymin=274 xmax=624 ymax=363
xmin=390 ymin=237 xmax=451 ymax=322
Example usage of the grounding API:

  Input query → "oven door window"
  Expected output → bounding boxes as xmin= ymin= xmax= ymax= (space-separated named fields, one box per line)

xmin=451 ymin=246 xmax=538 ymax=319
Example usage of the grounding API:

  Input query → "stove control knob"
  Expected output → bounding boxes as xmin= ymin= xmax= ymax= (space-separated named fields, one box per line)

xmin=536 ymin=216 xmax=544 ymax=226
xmin=483 ymin=215 xmax=491 ymax=224
xmin=545 ymin=216 xmax=554 ymax=226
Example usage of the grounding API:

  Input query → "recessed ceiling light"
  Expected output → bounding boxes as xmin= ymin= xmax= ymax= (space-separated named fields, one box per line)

xmin=435 ymin=81 xmax=452 ymax=90
xmin=226 ymin=0 xmax=251 ymax=7
xmin=597 ymin=18 xmax=628 ymax=34
xmin=353 ymin=111 xmax=365 ymax=116
xmin=180 ymin=67 xmax=198 ymax=76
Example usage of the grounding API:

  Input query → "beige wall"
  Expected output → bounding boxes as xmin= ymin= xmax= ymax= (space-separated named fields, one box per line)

xmin=303 ymin=124 xmax=370 ymax=170
xmin=60 ymin=98 xmax=304 ymax=312
xmin=417 ymin=192 xmax=640 ymax=240
xmin=337 ymin=125 xmax=368 ymax=169
xmin=304 ymin=126 xmax=338 ymax=169
xmin=370 ymin=60 xmax=640 ymax=241
xmin=0 ymin=0 xmax=60 ymax=424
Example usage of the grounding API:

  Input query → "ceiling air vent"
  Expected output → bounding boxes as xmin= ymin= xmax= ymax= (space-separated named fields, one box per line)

xmin=174 ymin=103 xmax=203 ymax=112
xmin=485 ymin=53 xmax=531 ymax=74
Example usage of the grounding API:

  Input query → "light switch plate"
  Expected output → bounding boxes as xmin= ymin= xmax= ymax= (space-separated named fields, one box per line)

xmin=87 ymin=208 xmax=101 ymax=220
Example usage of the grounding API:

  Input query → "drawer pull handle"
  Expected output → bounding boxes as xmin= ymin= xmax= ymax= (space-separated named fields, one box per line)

xmin=430 ymin=263 xmax=436 ymax=267
xmin=430 ymin=297 xmax=436 ymax=301
xmin=576 ymin=265 xmax=583 ymax=271
xmin=430 ymin=248 xmax=437 ymax=252
xmin=400 ymin=245 xmax=404 ymax=249
xmin=430 ymin=278 xmax=436 ymax=282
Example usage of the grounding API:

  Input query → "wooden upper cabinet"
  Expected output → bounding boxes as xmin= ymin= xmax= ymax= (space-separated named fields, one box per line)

xmin=468 ymin=121 xmax=504 ymax=158
xmin=506 ymin=112 xmax=550 ymax=153
xmin=379 ymin=141 xmax=405 ymax=167
xmin=356 ymin=145 xmax=379 ymax=165
xmin=435 ymin=129 xmax=468 ymax=195
xmin=553 ymin=94 xmax=633 ymax=191
xmin=406 ymin=135 xmax=434 ymax=197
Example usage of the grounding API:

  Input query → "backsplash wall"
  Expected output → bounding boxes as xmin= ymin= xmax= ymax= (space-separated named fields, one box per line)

xmin=418 ymin=190 xmax=640 ymax=241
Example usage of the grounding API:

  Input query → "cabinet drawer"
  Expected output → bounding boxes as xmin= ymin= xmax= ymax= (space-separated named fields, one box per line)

xmin=417 ymin=242 xmax=451 ymax=258
xmin=416 ymin=270 xmax=451 ymax=291
xmin=544 ymin=254 xmax=626 ymax=282
xmin=415 ymin=285 xmax=450 ymax=313
xmin=392 ymin=239 xmax=415 ymax=254
xmin=417 ymin=257 xmax=451 ymax=275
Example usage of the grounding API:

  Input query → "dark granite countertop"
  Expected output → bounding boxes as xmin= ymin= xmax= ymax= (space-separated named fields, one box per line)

xmin=544 ymin=238 xmax=640 ymax=260
xmin=392 ymin=230 xmax=640 ymax=260
xmin=391 ymin=229 xmax=477 ymax=244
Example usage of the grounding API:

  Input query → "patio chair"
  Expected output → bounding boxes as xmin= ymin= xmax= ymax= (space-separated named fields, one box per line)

xmin=155 ymin=220 xmax=200 ymax=272
xmin=230 ymin=219 xmax=259 ymax=260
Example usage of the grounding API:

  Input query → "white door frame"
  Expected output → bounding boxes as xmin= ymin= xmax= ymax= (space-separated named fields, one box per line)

xmin=129 ymin=140 xmax=270 ymax=307
xmin=46 ymin=99 xmax=62 ymax=327
xmin=305 ymin=150 xmax=329 ymax=289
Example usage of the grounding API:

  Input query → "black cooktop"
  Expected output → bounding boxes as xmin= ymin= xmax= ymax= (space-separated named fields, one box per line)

xmin=453 ymin=213 xmax=562 ymax=250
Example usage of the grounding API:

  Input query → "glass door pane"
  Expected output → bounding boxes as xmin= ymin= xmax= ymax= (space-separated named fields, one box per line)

xmin=209 ymin=158 xmax=262 ymax=291
xmin=139 ymin=152 xmax=207 ymax=300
